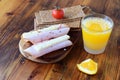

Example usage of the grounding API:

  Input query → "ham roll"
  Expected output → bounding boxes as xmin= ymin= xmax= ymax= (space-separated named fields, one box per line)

xmin=22 ymin=24 xmax=70 ymax=44
xmin=21 ymin=24 xmax=73 ymax=58
xmin=24 ymin=40 xmax=72 ymax=58
xmin=24 ymin=35 xmax=70 ymax=52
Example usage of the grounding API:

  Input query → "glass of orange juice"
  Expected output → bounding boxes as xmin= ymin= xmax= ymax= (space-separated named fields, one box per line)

xmin=81 ymin=13 xmax=114 ymax=54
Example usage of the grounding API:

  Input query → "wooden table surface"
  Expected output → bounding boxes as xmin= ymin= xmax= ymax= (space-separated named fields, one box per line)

xmin=0 ymin=0 xmax=120 ymax=80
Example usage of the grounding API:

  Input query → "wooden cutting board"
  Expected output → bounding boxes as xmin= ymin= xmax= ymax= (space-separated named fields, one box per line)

xmin=19 ymin=30 xmax=78 ymax=63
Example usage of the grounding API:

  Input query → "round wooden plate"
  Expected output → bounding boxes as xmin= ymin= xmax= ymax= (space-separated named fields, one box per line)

xmin=19 ymin=32 xmax=77 ymax=63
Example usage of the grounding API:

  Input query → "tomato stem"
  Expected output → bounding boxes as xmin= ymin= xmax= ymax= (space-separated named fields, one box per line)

xmin=54 ymin=6 xmax=61 ymax=10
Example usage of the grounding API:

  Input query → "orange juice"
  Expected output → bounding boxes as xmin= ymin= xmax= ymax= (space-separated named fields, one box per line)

xmin=81 ymin=16 xmax=113 ymax=54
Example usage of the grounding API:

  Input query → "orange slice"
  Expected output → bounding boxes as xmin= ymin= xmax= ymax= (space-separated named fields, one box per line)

xmin=77 ymin=59 xmax=98 ymax=75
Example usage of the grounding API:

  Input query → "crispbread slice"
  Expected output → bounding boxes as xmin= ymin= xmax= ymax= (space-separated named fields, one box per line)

xmin=34 ymin=18 xmax=81 ymax=30
xmin=37 ymin=5 xmax=85 ymax=24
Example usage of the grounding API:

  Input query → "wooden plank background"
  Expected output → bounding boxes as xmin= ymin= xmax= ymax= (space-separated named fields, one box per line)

xmin=0 ymin=0 xmax=120 ymax=80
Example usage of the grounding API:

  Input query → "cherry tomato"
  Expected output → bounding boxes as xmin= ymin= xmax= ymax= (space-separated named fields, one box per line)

xmin=52 ymin=7 xmax=64 ymax=19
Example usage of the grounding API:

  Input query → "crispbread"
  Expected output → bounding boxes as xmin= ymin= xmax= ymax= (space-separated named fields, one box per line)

xmin=39 ymin=5 xmax=85 ymax=23
xmin=34 ymin=18 xmax=81 ymax=30
xmin=34 ymin=5 xmax=85 ymax=29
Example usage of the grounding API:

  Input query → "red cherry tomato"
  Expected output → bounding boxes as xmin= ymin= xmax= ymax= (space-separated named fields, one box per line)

xmin=52 ymin=8 xmax=64 ymax=19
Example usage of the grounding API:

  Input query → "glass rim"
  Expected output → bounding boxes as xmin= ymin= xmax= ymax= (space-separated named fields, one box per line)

xmin=81 ymin=13 xmax=114 ymax=33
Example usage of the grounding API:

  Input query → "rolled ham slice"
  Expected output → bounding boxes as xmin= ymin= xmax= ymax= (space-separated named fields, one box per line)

xmin=24 ymin=40 xmax=72 ymax=58
xmin=22 ymin=24 xmax=70 ymax=44
xmin=24 ymin=35 xmax=70 ymax=52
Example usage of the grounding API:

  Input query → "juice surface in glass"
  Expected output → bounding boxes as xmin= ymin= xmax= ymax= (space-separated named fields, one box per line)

xmin=82 ymin=16 xmax=113 ymax=54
